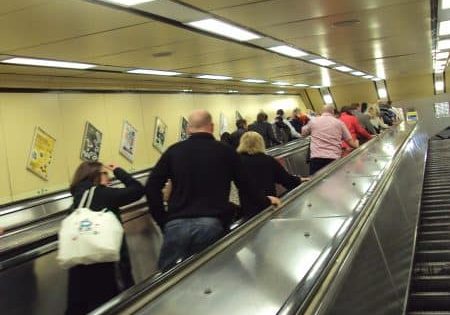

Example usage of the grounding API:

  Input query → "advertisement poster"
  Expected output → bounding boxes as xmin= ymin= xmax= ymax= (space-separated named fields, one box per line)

xmin=153 ymin=117 xmax=167 ymax=153
xmin=80 ymin=121 xmax=102 ymax=161
xmin=180 ymin=116 xmax=189 ymax=141
xmin=119 ymin=121 xmax=137 ymax=162
xmin=219 ymin=112 xmax=228 ymax=136
xmin=27 ymin=127 xmax=56 ymax=180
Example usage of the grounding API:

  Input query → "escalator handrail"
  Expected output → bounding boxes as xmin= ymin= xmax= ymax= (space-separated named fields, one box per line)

xmin=89 ymin=128 xmax=396 ymax=315
xmin=276 ymin=123 xmax=421 ymax=315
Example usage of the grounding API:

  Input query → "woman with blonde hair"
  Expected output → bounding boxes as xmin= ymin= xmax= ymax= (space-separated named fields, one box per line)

xmin=237 ymin=131 xmax=303 ymax=218
xmin=366 ymin=103 xmax=388 ymax=133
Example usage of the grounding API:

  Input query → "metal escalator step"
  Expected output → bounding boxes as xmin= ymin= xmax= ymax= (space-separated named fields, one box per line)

xmin=421 ymin=210 xmax=450 ymax=217
xmin=418 ymin=240 xmax=450 ymax=251
xmin=409 ymin=311 xmax=450 ymax=315
xmin=422 ymin=205 xmax=450 ymax=211
xmin=420 ymin=231 xmax=450 ymax=241
xmin=420 ymin=223 xmax=450 ymax=232
xmin=422 ymin=200 xmax=450 ymax=206
xmin=421 ymin=218 xmax=450 ymax=226
xmin=414 ymin=262 xmax=450 ymax=276
xmin=415 ymin=250 xmax=450 ymax=262
xmin=409 ymin=292 xmax=450 ymax=311
xmin=412 ymin=276 xmax=450 ymax=292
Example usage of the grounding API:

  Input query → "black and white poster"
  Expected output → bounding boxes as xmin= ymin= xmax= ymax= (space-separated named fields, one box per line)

xmin=80 ymin=121 xmax=102 ymax=161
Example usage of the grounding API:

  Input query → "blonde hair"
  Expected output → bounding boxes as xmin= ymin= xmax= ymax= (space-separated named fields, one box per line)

xmin=237 ymin=131 xmax=266 ymax=155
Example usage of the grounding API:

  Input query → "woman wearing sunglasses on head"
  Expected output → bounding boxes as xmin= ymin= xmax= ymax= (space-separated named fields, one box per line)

xmin=65 ymin=161 xmax=144 ymax=315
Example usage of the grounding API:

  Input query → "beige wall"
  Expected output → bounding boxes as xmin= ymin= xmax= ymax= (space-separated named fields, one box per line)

xmin=331 ymin=81 xmax=378 ymax=109
xmin=387 ymin=74 xmax=434 ymax=102
xmin=0 ymin=92 xmax=305 ymax=204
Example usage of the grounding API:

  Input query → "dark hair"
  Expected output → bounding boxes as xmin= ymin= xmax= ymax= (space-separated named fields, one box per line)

xmin=276 ymin=109 xmax=284 ymax=116
xmin=220 ymin=132 xmax=232 ymax=145
xmin=340 ymin=106 xmax=353 ymax=115
xmin=236 ymin=119 xmax=247 ymax=129
xmin=71 ymin=161 xmax=103 ymax=190
xmin=361 ymin=102 xmax=368 ymax=113
xmin=257 ymin=112 xmax=268 ymax=122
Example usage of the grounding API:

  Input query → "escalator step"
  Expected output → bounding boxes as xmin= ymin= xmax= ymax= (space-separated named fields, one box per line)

xmin=422 ymin=205 xmax=450 ymax=211
xmin=412 ymin=276 xmax=450 ymax=292
xmin=418 ymin=240 xmax=450 ymax=251
xmin=409 ymin=311 xmax=450 ymax=314
xmin=421 ymin=217 xmax=450 ymax=225
xmin=420 ymin=223 xmax=450 ymax=232
xmin=420 ymin=231 xmax=450 ymax=241
xmin=422 ymin=210 xmax=450 ymax=218
xmin=409 ymin=292 xmax=450 ymax=311
xmin=415 ymin=250 xmax=450 ymax=262
xmin=414 ymin=262 xmax=450 ymax=276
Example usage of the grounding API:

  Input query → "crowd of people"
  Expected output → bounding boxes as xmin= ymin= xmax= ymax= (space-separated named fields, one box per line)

xmin=63 ymin=100 xmax=404 ymax=314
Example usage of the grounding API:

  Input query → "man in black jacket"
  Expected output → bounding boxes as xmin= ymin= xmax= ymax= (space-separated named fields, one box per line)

xmin=248 ymin=112 xmax=281 ymax=148
xmin=145 ymin=110 xmax=280 ymax=271
xmin=229 ymin=118 xmax=247 ymax=149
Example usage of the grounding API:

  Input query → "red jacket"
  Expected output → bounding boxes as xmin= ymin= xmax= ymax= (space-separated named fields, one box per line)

xmin=340 ymin=112 xmax=372 ymax=149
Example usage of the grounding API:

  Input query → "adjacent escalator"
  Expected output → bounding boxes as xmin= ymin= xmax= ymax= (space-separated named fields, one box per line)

xmin=408 ymin=138 xmax=450 ymax=314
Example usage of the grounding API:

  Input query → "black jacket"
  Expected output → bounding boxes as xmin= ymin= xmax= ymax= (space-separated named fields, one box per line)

xmin=248 ymin=121 xmax=281 ymax=148
xmin=230 ymin=128 xmax=247 ymax=149
xmin=70 ymin=168 xmax=144 ymax=221
xmin=239 ymin=153 xmax=301 ymax=216
xmin=145 ymin=132 xmax=271 ymax=228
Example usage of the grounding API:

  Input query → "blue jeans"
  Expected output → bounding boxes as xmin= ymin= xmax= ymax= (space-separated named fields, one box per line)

xmin=158 ymin=217 xmax=224 ymax=271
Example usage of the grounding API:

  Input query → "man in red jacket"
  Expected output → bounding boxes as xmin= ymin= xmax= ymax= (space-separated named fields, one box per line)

xmin=340 ymin=106 xmax=373 ymax=152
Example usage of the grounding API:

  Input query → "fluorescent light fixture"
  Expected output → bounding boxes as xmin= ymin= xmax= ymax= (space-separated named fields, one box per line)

xmin=268 ymin=45 xmax=308 ymax=58
xmin=372 ymin=77 xmax=383 ymax=81
xmin=127 ymin=69 xmax=181 ymax=76
xmin=294 ymin=83 xmax=309 ymax=87
xmin=1 ymin=57 xmax=95 ymax=69
xmin=241 ymin=79 xmax=267 ymax=83
xmin=181 ymin=89 xmax=192 ymax=92
xmin=196 ymin=74 xmax=232 ymax=80
xmin=436 ymin=52 xmax=450 ymax=60
xmin=378 ymin=88 xmax=387 ymax=99
xmin=310 ymin=85 xmax=322 ymax=88
xmin=272 ymin=81 xmax=290 ymax=86
xmin=310 ymin=59 xmax=336 ymax=66
xmin=276 ymin=91 xmax=286 ymax=94
xmin=443 ymin=0 xmax=450 ymax=9
xmin=334 ymin=66 xmax=353 ymax=72
xmin=438 ymin=39 xmax=450 ymax=50
xmin=440 ymin=21 xmax=450 ymax=36
xmin=435 ymin=80 xmax=445 ymax=91
xmin=363 ymin=75 xmax=374 ymax=79
xmin=102 ymin=0 xmax=155 ymax=6
xmin=228 ymin=90 xmax=239 ymax=93
xmin=187 ymin=18 xmax=261 ymax=41
xmin=323 ymin=94 xmax=333 ymax=104
xmin=351 ymin=71 xmax=365 ymax=76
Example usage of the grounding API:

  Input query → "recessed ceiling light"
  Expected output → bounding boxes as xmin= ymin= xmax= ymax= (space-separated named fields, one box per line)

xmin=272 ymin=81 xmax=290 ymax=86
xmin=440 ymin=21 xmax=450 ymax=36
xmin=1 ymin=57 xmax=96 ymax=69
xmin=101 ymin=0 xmax=156 ymax=6
xmin=310 ymin=85 xmax=322 ymax=88
xmin=268 ymin=45 xmax=308 ymax=58
xmin=351 ymin=71 xmax=365 ymax=76
xmin=228 ymin=90 xmax=239 ymax=93
xmin=310 ymin=59 xmax=336 ymax=66
xmin=294 ymin=83 xmax=309 ymax=87
xmin=438 ymin=39 xmax=450 ymax=50
xmin=436 ymin=52 xmax=450 ymax=60
xmin=435 ymin=80 xmax=445 ymax=91
xmin=187 ymin=18 xmax=261 ymax=41
xmin=127 ymin=69 xmax=181 ymax=76
xmin=334 ymin=66 xmax=353 ymax=72
xmin=241 ymin=79 xmax=267 ymax=83
xmin=181 ymin=89 xmax=192 ymax=93
xmin=196 ymin=74 xmax=232 ymax=80
xmin=276 ymin=91 xmax=286 ymax=94
xmin=362 ymin=75 xmax=374 ymax=79
xmin=372 ymin=78 xmax=383 ymax=81
xmin=443 ymin=0 xmax=450 ymax=9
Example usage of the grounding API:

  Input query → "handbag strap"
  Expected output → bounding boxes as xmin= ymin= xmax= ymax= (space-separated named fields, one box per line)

xmin=77 ymin=186 xmax=97 ymax=209
xmin=86 ymin=186 xmax=97 ymax=208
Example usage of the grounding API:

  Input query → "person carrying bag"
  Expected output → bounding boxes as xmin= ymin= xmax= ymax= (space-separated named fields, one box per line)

xmin=63 ymin=161 xmax=144 ymax=315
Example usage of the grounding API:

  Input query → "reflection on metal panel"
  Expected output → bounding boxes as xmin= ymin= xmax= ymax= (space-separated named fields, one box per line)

xmin=136 ymin=218 xmax=345 ymax=315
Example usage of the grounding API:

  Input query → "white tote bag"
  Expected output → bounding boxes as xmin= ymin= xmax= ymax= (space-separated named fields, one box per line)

xmin=57 ymin=187 xmax=124 ymax=269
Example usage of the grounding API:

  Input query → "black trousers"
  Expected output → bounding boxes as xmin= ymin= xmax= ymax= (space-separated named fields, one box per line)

xmin=309 ymin=158 xmax=335 ymax=175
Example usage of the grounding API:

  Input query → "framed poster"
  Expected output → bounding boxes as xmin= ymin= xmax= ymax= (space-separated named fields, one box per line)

xmin=27 ymin=127 xmax=56 ymax=181
xmin=80 ymin=121 xmax=102 ymax=161
xmin=119 ymin=121 xmax=137 ymax=162
xmin=235 ymin=111 xmax=243 ymax=121
xmin=180 ymin=116 xmax=189 ymax=141
xmin=153 ymin=117 xmax=167 ymax=153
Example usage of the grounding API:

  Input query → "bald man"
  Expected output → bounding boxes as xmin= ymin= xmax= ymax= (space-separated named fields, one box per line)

xmin=302 ymin=104 xmax=358 ymax=175
xmin=146 ymin=110 xmax=280 ymax=271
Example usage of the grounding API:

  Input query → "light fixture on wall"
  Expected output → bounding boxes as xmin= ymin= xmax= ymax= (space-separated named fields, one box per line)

xmin=1 ymin=57 xmax=96 ymax=69
xmin=187 ymin=18 xmax=261 ymax=41
xmin=127 ymin=69 xmax=181 ymax=76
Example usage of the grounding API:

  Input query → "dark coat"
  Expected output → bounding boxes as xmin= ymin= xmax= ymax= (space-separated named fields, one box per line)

xmin=248 ymin=121 xmax=281 ymax=148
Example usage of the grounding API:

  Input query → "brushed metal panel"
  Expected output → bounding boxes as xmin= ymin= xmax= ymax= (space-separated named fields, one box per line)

xmin=323 ymin=228 xmax=402 ymax=315
xmin=136 ymin=218 xmax=345 ymax=315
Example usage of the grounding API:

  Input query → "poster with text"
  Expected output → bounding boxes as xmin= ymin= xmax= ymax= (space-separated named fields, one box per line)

xmin=27 ymin=127 xmax=56 ymax=181
xmin=120 ymin=121 xmax=137 ymax=162
xmin=180 ymin=116 xmax=189 ymax=141
xmin=153 ymin=117 xmax=167 ymax=153
xmin=80 ymin=121 xmax=102 ymax=161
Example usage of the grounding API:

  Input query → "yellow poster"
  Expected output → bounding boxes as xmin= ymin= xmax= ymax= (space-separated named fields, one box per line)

xmin=27 ymin=127 xmax=56 ymax=180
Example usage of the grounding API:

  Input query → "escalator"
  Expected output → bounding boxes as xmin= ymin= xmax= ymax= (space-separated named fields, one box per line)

xmin=408 ymin=138 xmax=450 ymax=314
